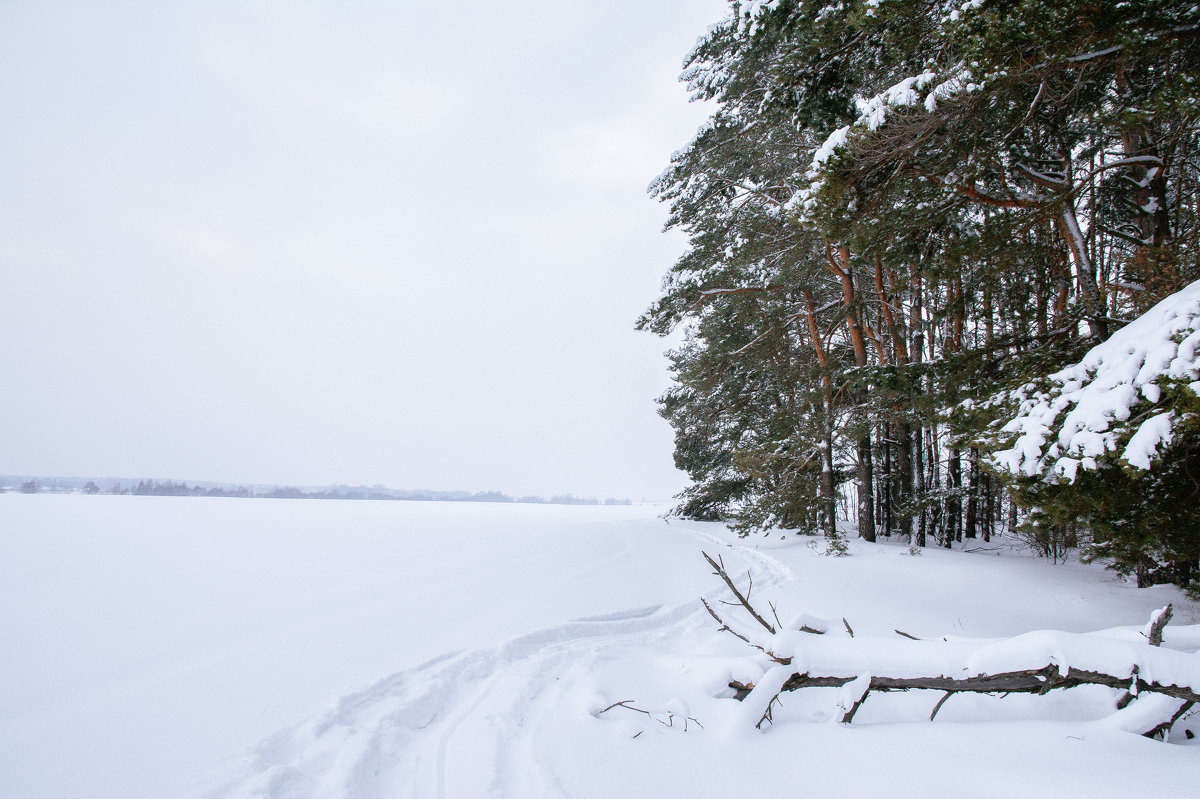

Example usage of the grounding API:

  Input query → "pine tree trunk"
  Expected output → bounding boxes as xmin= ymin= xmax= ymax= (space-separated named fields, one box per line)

xmin=803 ymin=289 xmax=841 ymax=544
xmin=914 ymin=424 xmax=927 ymax=548
xmin=1036 ymin=264 xmax=1049 ymax=339
xmin=857 ymin=430 xmax=876 ymax=542
xmin=911 ymin=278 xmax=926 ymax=548
xmin=964 ymin=448 xmax=979 ymax=539
xmin=1058 ymin=207 xmax=1109 ymax=340
xmin=897 ymin=421 xmax=913 ymax=542
xmin=882 ymin=423 xmax=893 ymax=537
xmin=821 ymin=429 xmax=838 ymax=538
xmin=1116 ymin=65 xmax=1173 ymax=247
xmin=929 ymin=427 xmax=943 ymax=545
xmin=982 ymin=472 xmax=994 ymax=543
xmin=1137 ymin=558 xmax=1152 ymax=589
xmin=947 ymin=448 xmax=962 ymax=547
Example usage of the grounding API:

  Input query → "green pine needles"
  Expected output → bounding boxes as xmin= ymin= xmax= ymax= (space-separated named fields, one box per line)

xmin=642 ymin=0 xmax=1200 ymax=584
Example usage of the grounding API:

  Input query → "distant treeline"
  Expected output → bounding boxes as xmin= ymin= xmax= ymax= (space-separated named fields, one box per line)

xmin=1 ymin=477 xmax=633 ymax=506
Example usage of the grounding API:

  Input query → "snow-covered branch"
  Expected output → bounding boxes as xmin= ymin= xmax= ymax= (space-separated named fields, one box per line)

xmin=991 ymin=281 xmax=1200 ymax=481
xmin=789 ymin=65 xmax=982 ymax=218
xmin=705 ymin=561 xmax=1199 ymax=738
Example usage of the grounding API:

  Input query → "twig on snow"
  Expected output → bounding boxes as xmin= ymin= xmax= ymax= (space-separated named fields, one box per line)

xmin=597 ymin=700 xmax=702 ymax=732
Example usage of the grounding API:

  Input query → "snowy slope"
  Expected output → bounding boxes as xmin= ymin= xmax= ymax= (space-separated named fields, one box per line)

xmin=2 ymin=494 xmax=1198 ymax=798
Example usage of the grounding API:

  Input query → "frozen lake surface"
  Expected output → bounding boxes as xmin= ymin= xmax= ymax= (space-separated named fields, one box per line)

xmin=2 ymin=494 xmax=1198 ymax=797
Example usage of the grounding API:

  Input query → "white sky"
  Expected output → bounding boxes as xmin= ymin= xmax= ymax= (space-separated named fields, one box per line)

xmin=0 ymin=0 xmax=729 ymax=500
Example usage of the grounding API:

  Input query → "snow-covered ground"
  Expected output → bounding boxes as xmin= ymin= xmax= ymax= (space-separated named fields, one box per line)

xmin=2 ymin=494 xmax=1197 ymax=798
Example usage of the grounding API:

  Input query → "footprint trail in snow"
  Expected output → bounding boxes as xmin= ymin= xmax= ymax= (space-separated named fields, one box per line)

xmin=212 ymin=535 xmax=791 ymax=799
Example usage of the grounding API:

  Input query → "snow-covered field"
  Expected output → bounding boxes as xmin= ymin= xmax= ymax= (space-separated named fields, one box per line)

xmin=2 ymin=494 xmax=1198 ymax=798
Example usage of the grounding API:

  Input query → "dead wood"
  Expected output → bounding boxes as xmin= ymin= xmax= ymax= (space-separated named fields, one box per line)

xmin=728 ymin=663 xmax=1200 ymax=732
xmin=729 ymin=679 xmax=754 ymax=701
xmin=1142 ymin=701 xmax=1195 ymax=740
xmin=702 ymin=551 xmax=776 ymax=634
xmin=701 ymin=597 xmax=791 ymax=664
xmin=929 ymin=691 xmax=955 ymax=721
xmin=1147 ymin=604 xmax=1174 ymax=647
xmin=759 ymin=666 xmax=1200 ymax=704
xmin=840 ymin=691 xmax=869 ymax=724
xmin=1118 ymin=604 xmax=1173 ymax=708
xmin=700 ymin=558 xmax=1193 ymax=737
xmin=597 ymin=699 xmax=703 ymax=732
xmin=701 ymin=597 xmax=752 ymax=645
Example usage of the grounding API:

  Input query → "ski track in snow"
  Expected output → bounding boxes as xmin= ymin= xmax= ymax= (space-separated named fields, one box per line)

xmin=212 ymin=527 xmax=790 ymax=799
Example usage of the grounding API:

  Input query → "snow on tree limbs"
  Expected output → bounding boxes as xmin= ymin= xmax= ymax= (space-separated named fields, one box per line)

xmin=642 ymin=0 xmax=1200 ymax=585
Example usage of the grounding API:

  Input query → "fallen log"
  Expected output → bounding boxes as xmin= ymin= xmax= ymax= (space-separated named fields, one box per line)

xmin=741 ymin=622 xmax=1200 ymax=734
xmin=768 ymin=664 xmax=1200 ymax=704
xmin=735 ymin=662 xmax=1200 ymax=729
xmin=699 ymin=555 xmax=1197 ymax=737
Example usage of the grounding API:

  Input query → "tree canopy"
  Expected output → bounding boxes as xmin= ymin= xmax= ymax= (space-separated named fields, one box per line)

xmin=642 ymin=0 xmax=1200 ymax=585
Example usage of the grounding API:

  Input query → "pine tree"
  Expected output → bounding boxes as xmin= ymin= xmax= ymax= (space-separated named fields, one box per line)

xmin=643 ymin=0 xmax=1200 ymax=568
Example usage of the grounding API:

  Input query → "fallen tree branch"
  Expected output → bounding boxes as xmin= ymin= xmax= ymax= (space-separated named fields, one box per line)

xmin=1118 ymin=604 xmax=1173 ymax=708
xmin=929 ymin=691 xmax=954 ymax=721
xmin=703 ymin=551 xmax=776 ymax=634
xmin=758 ymin=694 xmax=783 ymax=728
xmin=1142 ymin=701 xmax=1195 ymax=740
xmin=598 ymin=699 xmax=649 ymax=716
xmin=596 ymin=699 xmax=703 ymax=732
xmin=760 ymin=665 xmax=1200 ymax=704
xmin=836 ymin=674 xmax=872 ymax=723
xmin=732 ymin=663 xmax=1200 ymax=732
xmin=700 ymin=560 xmax=1194 ymax=738
xmin=700 ymin=597 xmax=751 ymax=645
xmin=702 ymin=597 xmax=792 ymax=664
xmin=1146 ymin=604 xmax=1174 ymax=647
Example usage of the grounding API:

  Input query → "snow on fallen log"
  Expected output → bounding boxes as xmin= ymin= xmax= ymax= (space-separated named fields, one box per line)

xmin=702 ymin=554 xmax=1196 ymax=738
xmin=747 ymin=615 xmax=1200 ymax=736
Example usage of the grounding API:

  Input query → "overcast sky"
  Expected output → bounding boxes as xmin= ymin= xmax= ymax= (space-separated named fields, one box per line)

xmin=0 ymin=1 xmax=729 ymax=500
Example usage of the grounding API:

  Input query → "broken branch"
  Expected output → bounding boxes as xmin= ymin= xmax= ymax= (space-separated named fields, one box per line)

xmin=703 ymin=551 xmax=776 ymax=634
